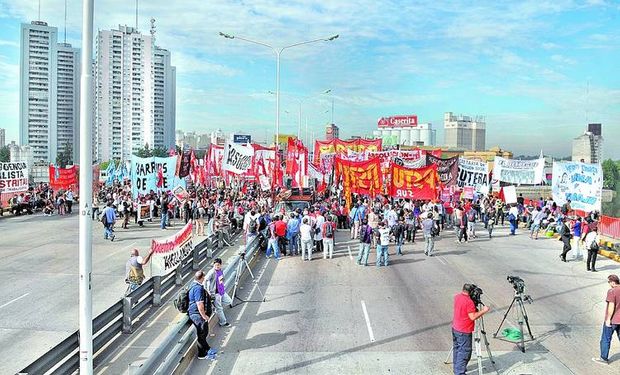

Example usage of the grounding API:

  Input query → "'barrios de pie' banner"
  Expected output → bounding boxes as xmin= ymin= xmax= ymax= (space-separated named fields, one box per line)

xmin=49 ymin=164 xmax=78 ymax=190
xmin=0 ymin=162 xmax=29 ymax=193
xmin=426 ymin=155 xmax=458 ymax=186
xmin=222 ymin=141 xmax=254 ymax=175
xmin=457 ymin=158 xmax=489 ymax=191
xmin=130 ymin=156 xmax=183 ymax=197
xmin=492 ymin=156 xmax=544 ymax=185
xmin=552 ymin=161 xmax=603 ymax=212
xmin=389 ymin=163 xmax=439 ymax=200
xmin=335 ymin=157 xmax=383 ymax=207
xmin=151 ymin=221 xmax=194 ymax=276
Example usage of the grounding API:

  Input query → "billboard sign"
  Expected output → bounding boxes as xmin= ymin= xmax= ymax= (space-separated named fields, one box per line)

xmin=378 ymin=115 xmax=418 ymax=128
xmin=233 ymin=134 xmax=252 ymax=144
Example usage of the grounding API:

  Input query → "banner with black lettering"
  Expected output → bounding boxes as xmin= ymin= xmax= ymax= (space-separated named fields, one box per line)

xmin=0 ymin=162 xmax=29 ymax=194
xmin=426 ymin=155 xmax=459 ymax=186
xmin=130 ymin=156 xmax=184 ymax=197
xmin=151 ymin=221 xmax=194 ymax=276
xmin=492 ymin=156 xmax=544 ymax=185
xmin=457 ymin=158 xmax=489 ymax=192
xmin=222 ymin=141 xmax=254 ymax=175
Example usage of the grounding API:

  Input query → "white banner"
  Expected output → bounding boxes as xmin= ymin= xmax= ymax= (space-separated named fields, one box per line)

xmin=151 ymin=221 xmax=194 ymax=276
xmin=492 ymin=156 xmax=544 ymax=185
xmin=457 ymin=158 xmax=489 ymax=192
xmin=0 ymin=162 xmax=29 ymax=194
xmin=222 ymin=141 xmax=254 ymax=174
xmin=552 ymin=161 xmax=603 ymax=212
xmin=259 ymin=175 xmax=271 ymax=191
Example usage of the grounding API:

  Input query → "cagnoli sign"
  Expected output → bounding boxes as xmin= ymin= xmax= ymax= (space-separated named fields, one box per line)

xmin=377 ymin=115 xmax=418 ymax=128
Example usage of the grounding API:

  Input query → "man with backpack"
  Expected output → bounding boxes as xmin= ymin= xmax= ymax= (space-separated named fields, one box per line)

xmin=322 ymin=215 xmax=337 ymax=259
xmin=391 ymin=217 xmax=406 ymax=256
xmin=101 ymin=201 xmax=116 ymax=241
xmin=357 ymin=219 xmax=373 ymax=266
xmin=188 ymin=271 xmax=216 ymax=360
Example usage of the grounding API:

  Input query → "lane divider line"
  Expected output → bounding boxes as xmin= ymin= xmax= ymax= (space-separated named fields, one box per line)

xmin=361 ymin=300 xmax=375 ymax=342
xmin=0 ymin=292 xmax=29 ymax=310
xmin=348 ymin=246 xmax=353 ymax=260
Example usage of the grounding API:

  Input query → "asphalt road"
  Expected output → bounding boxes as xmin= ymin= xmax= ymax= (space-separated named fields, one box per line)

xmin=0 ymin=212 xmax=196 ymax=374
xmin=184 ymin=223 xmax=620 ymax=375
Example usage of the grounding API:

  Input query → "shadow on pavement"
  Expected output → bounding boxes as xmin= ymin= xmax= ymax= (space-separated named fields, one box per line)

xmin=249 ymin=309 xmax=300 ymax=324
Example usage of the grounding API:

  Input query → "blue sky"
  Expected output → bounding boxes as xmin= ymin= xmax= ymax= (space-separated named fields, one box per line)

xmin=0 ymin=0 xmax=619 ymax=158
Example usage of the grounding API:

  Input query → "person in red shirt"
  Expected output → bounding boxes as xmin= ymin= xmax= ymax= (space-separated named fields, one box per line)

xmin=593 ymin=274 xmax=620 ymax=365
xmin=452 ymin=284 xmax=491 ymax=375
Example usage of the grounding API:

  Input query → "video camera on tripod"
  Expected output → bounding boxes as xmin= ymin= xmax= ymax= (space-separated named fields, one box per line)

xmin=506 ymin=275 xmax=533 ymax=303
xmin=466 ymin=284 xmax=484 ymax=308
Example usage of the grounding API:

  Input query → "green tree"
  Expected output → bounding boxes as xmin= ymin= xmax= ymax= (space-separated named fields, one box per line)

xmin=56 ymin=143 xmax=73 ymax=168
xmin=602 ymin=159 xmax=619 ymax=190
xmin=152 ymin=146 xmax=168 ymax=157
xmin=0 ymin=146 xmax=9 ymax=162
xmin=134 ymin=143 xmax=153 ymax=158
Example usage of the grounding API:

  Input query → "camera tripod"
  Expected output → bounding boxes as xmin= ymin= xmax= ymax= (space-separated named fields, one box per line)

xmin=445 ymin=304 xmax=499 ymax=375
xmin=493 ymin=291 xmax=534 ymax=353
xmin=230 ymin=251 xmax=266 ymax=308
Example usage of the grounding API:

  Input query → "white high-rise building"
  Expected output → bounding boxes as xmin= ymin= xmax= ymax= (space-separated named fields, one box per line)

xmin=0 ymin=128 xmax=5 ymax=147
xmin=56 ymin=43 xmax=81 ymax=161
xmin=19 ymin=21 xmax=80 ymax=163
xmin=95 ymin=25 xmax=176 ymax=162
xmin=153 ymin=47 xmax=176 ymax=150
xmin=443 ymin=112 xmax=486 ymax=151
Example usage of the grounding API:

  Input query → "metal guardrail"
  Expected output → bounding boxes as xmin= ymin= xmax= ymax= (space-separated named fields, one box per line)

xmin=127 ymin=232 xmax=265 ymax=375
xmin=18 ymin=227 xmax=239 ymax=375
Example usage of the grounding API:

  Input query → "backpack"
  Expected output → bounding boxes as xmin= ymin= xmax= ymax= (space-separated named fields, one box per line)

xmin=466 ymin=210 xmax=475 ymax=222
xmin=361 ymin=225 xmax=372 ymax=243
xmin=324 ymin=223 xmax=334 ymax=238
xmin=174 ymin=286 xmax=191 ymax=314
xmin=248 ymin=219 xmax=258 ymax=234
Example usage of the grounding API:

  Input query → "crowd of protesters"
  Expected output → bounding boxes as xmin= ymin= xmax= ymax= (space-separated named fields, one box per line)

xmin=0 ymin=183 xmax=75 ymax=217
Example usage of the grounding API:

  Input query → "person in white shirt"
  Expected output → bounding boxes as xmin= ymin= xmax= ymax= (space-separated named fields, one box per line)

xmin=508 ymin=204 xmax=519 ymax=235
xmin=299 ymin=218 xmax=314 ymax=261
xmin=375 ymin=221 xmax=391 ymax=267
xmin=314 ymin=210 xmax=326 ymax=254
xmin=585 ymin=227 xmax=600 ymax=272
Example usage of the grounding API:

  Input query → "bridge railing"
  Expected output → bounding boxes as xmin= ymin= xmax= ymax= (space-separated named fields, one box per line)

xmin=18 ymin=227 xmax=239 ymax=375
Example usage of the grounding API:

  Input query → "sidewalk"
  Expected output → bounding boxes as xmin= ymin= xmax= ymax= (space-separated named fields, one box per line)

xmin=95 ymin=234 xmax=244 ymax=375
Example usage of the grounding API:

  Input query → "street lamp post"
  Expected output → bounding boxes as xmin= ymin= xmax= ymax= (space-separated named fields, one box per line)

xmin=297 ymin=89 xmax=331 ymax=140
xmin=219 ymin=32 xmax=338 ymax=148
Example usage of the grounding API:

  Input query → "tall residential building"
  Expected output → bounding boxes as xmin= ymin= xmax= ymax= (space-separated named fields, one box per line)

xmin=56 ymin=43 xmax=81 ymax=161
xmin=0 ymin=128 xmax=5 ymax=147
xmin=94 ymin=25 xmax=176 ymax=162
xmin=325 ymin=123 xmax=339 ymax=140
xmin=443 ymin=112 xmax=486 ymax=151
xmin=153 ymin=47 xmax=176 ymax=150
xmin=572 ymin=124 xmax=603 ymax=163
xmin=19 ymin=21 xmax=80 ymax=163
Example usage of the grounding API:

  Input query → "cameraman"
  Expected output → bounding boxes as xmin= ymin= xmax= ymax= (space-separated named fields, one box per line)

xmin=452 ymin=284 xmax=491 ymax=375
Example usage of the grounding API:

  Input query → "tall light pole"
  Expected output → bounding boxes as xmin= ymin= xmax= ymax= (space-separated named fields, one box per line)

xmin=219 ymin=32 xmax=338 ymax=148
xmin=78 ymin=0 xmax=94 ymax=374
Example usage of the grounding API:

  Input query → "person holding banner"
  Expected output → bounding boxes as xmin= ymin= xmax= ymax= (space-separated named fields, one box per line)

xmin=125 ymin=248 xmax=154 ymax=296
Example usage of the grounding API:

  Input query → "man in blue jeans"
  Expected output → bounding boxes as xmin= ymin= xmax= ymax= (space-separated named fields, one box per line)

xmin=160 ymin=194 xmax=169 ymax=230
xmin=452 ymin=284 xmax=491 ymax=375
xmin=375 ymin=222 xmax=390 ymax=267
xmin=188 ymin=271 xmax=217 ymax=360
xmin=592 ymin=274 xmax=620 ymax=365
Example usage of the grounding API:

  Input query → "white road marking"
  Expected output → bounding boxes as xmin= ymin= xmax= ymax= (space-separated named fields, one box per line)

xmin=437 ymin=256 xmax=447 ymax=265
xmin=0 ymin=293 xmax=30 ymax=309
xmin=348 ymin=246 xmax=353 ymax=260
xmin=361 ymin=300 xmax=375 ymax=342
xmin=235 ymin=261 xmax=268 ymax=322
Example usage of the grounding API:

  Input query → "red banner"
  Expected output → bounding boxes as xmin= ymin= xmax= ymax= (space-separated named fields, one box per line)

xmin=335 ymin=157 xmax=383 ymax=208
xmin=206 ymin=144 xmax=224 ymax=177
xmin=314 ymin=138 xmax=382 ymax=164
xmin=49 ymin=165 xmax=78 ymax=190
xmin=389 ymin=163 xmax=439 ymax=200
xmin=286 ymin=138 xmax=308 ymax=187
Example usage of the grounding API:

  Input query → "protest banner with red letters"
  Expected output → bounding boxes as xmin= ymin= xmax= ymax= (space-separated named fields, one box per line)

xmin=49 ymin=164 xmax=78 ymax=190
xmin=0 ymin=162 xmax=29 ymax=194
xmin=286 ymin=138 xmax=308 ymax=187
xmin=314 ymin=138 xmax=382 ymax=164
xmin=151 ymin=221 xmax=194 ymax=276
xmin=426 ymin=155 xmax=459 ymax=187
xmin=335 ymin=157 xmax=383 ymax=208
xmin=389 ymin=163 xmax=440 ymax=200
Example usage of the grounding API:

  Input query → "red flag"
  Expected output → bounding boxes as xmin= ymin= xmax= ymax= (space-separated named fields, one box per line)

xmin=156 ymin=165 xmax=164 ymax=188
